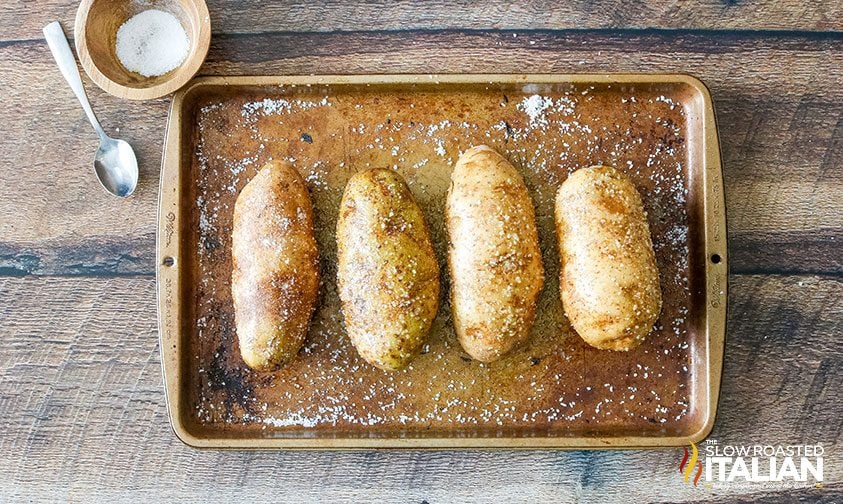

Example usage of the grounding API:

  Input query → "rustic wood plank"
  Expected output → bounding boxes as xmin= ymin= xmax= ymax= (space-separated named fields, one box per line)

xmin=202 ymin=30 xmax=843 ymax=100
xmin=0 ymin=31 xmax=840 ymax=276
xmin=0 ymin=274 xmax=839 ymax=501
xmin=2 ymin=0 xmax=842 ymax=43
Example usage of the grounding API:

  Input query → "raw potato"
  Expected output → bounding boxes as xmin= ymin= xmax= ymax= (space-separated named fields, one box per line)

xmin=336 ymin=169 xmax=440 ymax=371
xmin=446 ymin=145 xmax=545 ymax=362
xmin=555 ymin=165 xmax=662 ymax=350
xmin=231 ymin=160 xmax=320 ymax=371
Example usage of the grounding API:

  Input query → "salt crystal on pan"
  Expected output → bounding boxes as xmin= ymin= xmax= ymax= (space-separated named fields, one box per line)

xmin=116 ymin=9 xmax=190 ymax=77
xmin=519 ymin=94 xmax=552 ymax=127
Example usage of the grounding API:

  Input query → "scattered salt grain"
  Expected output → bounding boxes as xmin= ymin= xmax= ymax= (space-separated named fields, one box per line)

xmin=519 ymin=94 xmax=552 ymax=126
xmin=116 ymin=9 xmax=190 ymax=77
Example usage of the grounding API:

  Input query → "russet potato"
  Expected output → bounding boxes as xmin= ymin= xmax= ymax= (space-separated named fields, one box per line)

xmin=555 ymin=165 xmax=662 ymax=350
xmin=336 ymin=168 xmax=440 ymax=371
xmin=446 ymin=145 xmax=545 ymax=362
xmin=231 ymin=160 xmax=320 ymax=371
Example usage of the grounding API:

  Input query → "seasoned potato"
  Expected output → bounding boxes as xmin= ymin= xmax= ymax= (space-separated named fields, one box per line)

xmin=446 ymin=145 xmax=545 ymax=362
xmin=231 ymin=160 xmax=320 ymax=371
xmin=336 ymin=168 xmax=440 ymax=371
xmin=555 ymin=165 xmax=662 ymax=350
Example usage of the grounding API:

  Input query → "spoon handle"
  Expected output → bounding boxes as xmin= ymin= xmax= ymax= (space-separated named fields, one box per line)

xmin=43 ymin=21 xmax=106 ymax=140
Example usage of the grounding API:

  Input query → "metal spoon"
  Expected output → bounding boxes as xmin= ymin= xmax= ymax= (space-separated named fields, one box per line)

xmin=43 ymin=21 xmax=138 ymax=198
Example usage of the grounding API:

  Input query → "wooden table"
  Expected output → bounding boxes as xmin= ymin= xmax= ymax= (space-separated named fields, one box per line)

xmin=1 ymin=1 xmax=840 ymax=501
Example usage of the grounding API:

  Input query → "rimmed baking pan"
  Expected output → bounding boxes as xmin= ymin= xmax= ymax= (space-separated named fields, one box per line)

xmin=157 ymin=74 xmax=727 ymax=448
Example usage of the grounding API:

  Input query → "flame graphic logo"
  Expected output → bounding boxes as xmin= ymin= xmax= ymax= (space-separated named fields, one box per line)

xmin=679 ymin=442 xmax=704 ymax=486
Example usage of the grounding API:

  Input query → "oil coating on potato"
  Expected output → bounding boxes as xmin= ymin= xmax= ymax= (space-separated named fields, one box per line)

xmin=555 ymin=165 xmax=662 ymax=351
xmin=446 ymin=145 xmax=545 ymax=362
xmin=231 ymin=160 xmax=320 ymax=371
xmin=336 ymin=168 xmax=440 ymax=371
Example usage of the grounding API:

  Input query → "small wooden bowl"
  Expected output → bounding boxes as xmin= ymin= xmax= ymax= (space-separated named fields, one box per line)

xmin=74 ymin=0 xmax=211 ymax=100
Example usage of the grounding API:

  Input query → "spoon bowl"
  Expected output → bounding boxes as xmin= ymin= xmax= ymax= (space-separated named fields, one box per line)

xmin=95 ymin=137 xmax=139 ymax=197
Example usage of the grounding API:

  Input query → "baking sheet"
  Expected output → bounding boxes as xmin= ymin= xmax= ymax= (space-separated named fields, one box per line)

xmin=157 ymin=74 xmax=727 ymax=448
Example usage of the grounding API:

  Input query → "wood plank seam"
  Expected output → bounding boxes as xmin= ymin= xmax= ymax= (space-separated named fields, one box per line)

xmin=3 ymin=26 xmax=843 ymax=48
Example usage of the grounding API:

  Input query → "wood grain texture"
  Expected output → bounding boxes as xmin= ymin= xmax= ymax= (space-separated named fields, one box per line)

xmin=1 ymin=0 xmax=842 ymax=42
xmin=1 ymin=30 xmax=841 ymax=276
xmin=0 ymin=275 xmax=840 ymax=502
xmin=2 ymin=1 xmax=842 ymax=499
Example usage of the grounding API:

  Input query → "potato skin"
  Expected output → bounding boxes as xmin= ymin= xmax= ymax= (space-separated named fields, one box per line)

xmin=336 ymin=169 xmax=440 ymax=371
xmin=446 ymin=145 xmax=545 ymax=362
xmin=555 ymin=166 xmax=662 ymax=350
xmin=231 ymin=160 xmax=320 ymax=371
